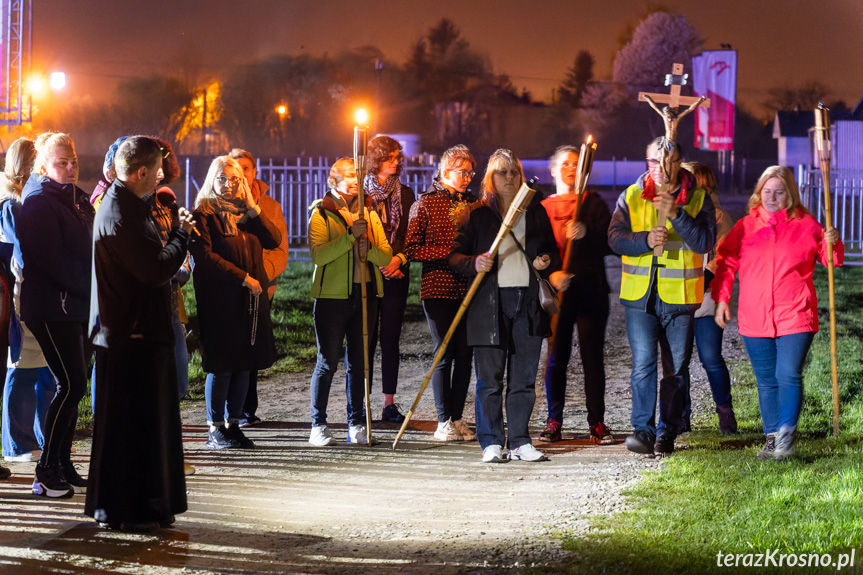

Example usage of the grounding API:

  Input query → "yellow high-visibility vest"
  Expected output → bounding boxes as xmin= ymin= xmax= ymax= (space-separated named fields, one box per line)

xmin=620 ymin=184 xmax=705 ymax=305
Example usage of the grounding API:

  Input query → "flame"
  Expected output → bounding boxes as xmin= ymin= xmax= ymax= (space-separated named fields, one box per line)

xmin=355 ymin=109 xmax=369 ymax=125
xmin=586 ymin=135 xmax=592 ymax=145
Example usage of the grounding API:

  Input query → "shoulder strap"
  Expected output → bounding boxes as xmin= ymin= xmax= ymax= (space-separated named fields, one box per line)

xmin=509 ymin=231 xmax=543 ymax=282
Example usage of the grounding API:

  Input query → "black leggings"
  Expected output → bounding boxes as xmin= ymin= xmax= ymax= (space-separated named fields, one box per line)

xmin=29 ymin=321 xmax=90 ymax=467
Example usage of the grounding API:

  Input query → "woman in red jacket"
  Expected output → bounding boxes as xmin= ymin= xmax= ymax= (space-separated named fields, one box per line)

xmin=712 ymin=166 xmax=842 ymax=461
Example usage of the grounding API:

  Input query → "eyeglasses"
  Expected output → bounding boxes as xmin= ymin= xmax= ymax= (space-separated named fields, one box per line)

xmin=496 ymin=169 xmax=520 ymax=178
xmin=560 ymin=162 xmax=579 ymax=169
xmin=384 ymin=154 xmax=401 ymax=163
xmin=216 ymin=175 xmax=241 ymax=187
xmin=451 ymin=169 xmax=475 ymax=179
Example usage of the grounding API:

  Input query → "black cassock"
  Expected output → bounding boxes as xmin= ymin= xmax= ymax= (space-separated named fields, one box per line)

xmin=85 ymin=182 xmax=190 ymax=526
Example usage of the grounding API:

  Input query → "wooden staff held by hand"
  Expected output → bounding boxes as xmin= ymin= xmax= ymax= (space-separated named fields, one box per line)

xmin=353 ymin=118 xmax=374 ymax=445
xmin=815 ymin=103 xmax=841 ymax=437
xmin=392 ymin=179 xmax=538 ymax=449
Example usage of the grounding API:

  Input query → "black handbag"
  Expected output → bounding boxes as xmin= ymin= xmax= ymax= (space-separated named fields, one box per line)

xmin=509 ymin=232 xmax=559 ymax=316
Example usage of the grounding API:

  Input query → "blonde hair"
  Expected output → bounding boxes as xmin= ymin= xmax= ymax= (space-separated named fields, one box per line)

xmin=480 ymin=148 xmax=524 ymax=203
xmin=1 ymin=138 xmax=36 ymax=198
xmin=747 ymin=165 xmax=809 ymax=218
xmin=33 ymin=132 xmax=76 ymax=176
xmin=437 ymin=145 xmax=475 ymax=179
xmin=195 ymin=156 xmax=242 ymax=212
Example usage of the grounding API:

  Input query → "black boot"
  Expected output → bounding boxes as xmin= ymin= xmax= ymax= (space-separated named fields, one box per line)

xmin=716 ymin=405 xmax=738 ymax=435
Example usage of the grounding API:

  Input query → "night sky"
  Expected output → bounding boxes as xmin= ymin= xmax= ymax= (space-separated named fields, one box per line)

xmin=34 ymin=0 xmax=863 ymax=114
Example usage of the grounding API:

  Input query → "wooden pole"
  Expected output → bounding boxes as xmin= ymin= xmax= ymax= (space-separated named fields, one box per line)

xmin=392 ymin=181 xmax=538 ymax=449
xmin=814 ymin=103 xmax=840 ymax=437
xmin=354 ymin=124 xmax=373 ymax=445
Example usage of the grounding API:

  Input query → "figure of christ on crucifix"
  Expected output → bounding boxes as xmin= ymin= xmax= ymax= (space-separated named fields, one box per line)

xmin=638 ymin=62 xmax=710 ymax=255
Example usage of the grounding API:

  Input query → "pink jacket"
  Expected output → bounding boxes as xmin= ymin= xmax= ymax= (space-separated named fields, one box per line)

xmin=711 ymin=205 xmax=844 ymax=338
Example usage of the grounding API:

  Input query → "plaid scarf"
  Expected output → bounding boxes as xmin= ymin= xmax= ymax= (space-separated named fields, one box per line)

xmin=213 ymin=195 xmax=246 ymax=236
xmin=364 ymin=174 xmax=402 ymax=240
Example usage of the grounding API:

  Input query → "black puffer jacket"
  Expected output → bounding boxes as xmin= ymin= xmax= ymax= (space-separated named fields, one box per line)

xmin=18 ymin=174 xmax=94 ymax=324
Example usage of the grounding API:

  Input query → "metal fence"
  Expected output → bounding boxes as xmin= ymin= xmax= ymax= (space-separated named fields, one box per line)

xmin=183 ymin=157 xmax=438 ymax=249
xmin=797 ymin=165 xmax=863 ymax=263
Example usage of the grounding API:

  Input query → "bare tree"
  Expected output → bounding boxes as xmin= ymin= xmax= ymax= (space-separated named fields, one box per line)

xmin=762 ymin=81 xmax=832 ymax=114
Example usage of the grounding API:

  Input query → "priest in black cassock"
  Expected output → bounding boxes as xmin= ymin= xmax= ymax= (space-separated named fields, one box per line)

xmin=85 ymin=136 xmax=195 ymax=530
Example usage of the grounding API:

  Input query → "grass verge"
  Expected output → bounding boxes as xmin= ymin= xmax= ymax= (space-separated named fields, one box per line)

xmin=534 ymin=266 xmax=863 ymax=575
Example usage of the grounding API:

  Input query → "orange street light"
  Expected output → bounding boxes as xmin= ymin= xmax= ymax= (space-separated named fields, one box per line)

xmin=27 ymin=75 xmax=45 ymax=96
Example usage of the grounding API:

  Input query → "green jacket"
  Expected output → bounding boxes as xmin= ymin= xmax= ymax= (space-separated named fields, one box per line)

xmin=308 ymin=193 xmax=392 ymax=299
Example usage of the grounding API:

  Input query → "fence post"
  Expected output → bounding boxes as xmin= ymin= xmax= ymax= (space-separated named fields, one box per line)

xmin=185 ymin=157 xmax=191 ymax=208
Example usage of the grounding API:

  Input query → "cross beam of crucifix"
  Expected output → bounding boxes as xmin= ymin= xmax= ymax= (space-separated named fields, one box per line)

xmin=638 ymin=63 xmax=711 ymax=144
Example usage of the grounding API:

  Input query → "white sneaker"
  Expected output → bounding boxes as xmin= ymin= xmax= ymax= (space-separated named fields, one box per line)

xmin=347 ymin=424 xmax=368 ymax=445
xmin=4 ymin=450 xmax=41 ymax=462
xmin=509 ymin=443 xmax=548 ymax=462
xmin=452 ymin=419 xmax=476 ymax=441
xmin=482 ymin=444 xmax=508 ymax=463
xmin=433 ymin=418 xmax=462 ymax=442
xmin=309 ymin=425 xmax=334 ymax=447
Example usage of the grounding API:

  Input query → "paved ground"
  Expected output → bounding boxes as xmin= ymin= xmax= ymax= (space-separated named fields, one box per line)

xmin=0 ymin=257 xmax=746 ymax=574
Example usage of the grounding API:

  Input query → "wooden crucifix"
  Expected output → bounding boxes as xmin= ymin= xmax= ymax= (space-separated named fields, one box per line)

xmin=638 ymin=63 xmax=710 ymax=256
xmin=639 ymin=63 xmax=711 ymax=143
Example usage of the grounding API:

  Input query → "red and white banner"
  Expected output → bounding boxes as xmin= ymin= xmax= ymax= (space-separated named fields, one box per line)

xmin=692 ymin=51 xmax=737 ymax=151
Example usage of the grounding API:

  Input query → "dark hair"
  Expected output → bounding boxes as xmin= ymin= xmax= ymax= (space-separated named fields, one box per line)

xmin=366 ymin=135 xmax=403 ymax=178
xmin=114 ymin=136 xmax=162 ymax=178
xmin=150 ymin=136 xmax=180 ymax=184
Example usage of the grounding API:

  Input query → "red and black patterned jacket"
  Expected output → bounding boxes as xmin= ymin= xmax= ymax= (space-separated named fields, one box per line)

xmin=404 ymin=183 xmax=476 ymax=300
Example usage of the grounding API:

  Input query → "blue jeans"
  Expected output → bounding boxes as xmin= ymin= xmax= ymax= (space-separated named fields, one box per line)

xmin=694 ymin=316 xmax=732 ymax=408
xmin=205 ymin=371 xmax=250 ymax=426
xmin=310 ymin=285 xmax=378 ymax=427
xmin=742 ymin=332 xmax=814 ymax=434
xmin=423 ymin=298 xmax=472 ymax=423
xmin=625 ymin=305 xmax=694 ymax=437
xmin=1 ymin=367 xmax=54 ymax=456
xmin=171 ymin=300 xmax=190 ymax=401
xmin=474 ymin=288 xmax=542 ymax=450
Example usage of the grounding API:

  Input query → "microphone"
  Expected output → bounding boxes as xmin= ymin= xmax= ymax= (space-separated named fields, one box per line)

xmin=156 ymin=187 xmax=200 ymax=237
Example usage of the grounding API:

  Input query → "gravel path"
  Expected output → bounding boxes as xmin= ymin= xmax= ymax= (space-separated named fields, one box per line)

xmin=0 ymin=257 xmax=747 ymax=574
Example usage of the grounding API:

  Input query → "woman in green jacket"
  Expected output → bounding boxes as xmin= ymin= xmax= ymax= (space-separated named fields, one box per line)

xmin=307 ymin=158 xmax=391 ymax=446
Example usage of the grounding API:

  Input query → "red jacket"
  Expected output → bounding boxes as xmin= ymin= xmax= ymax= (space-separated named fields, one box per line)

xmin=711 ymin=205 xmax=844 ymax=338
